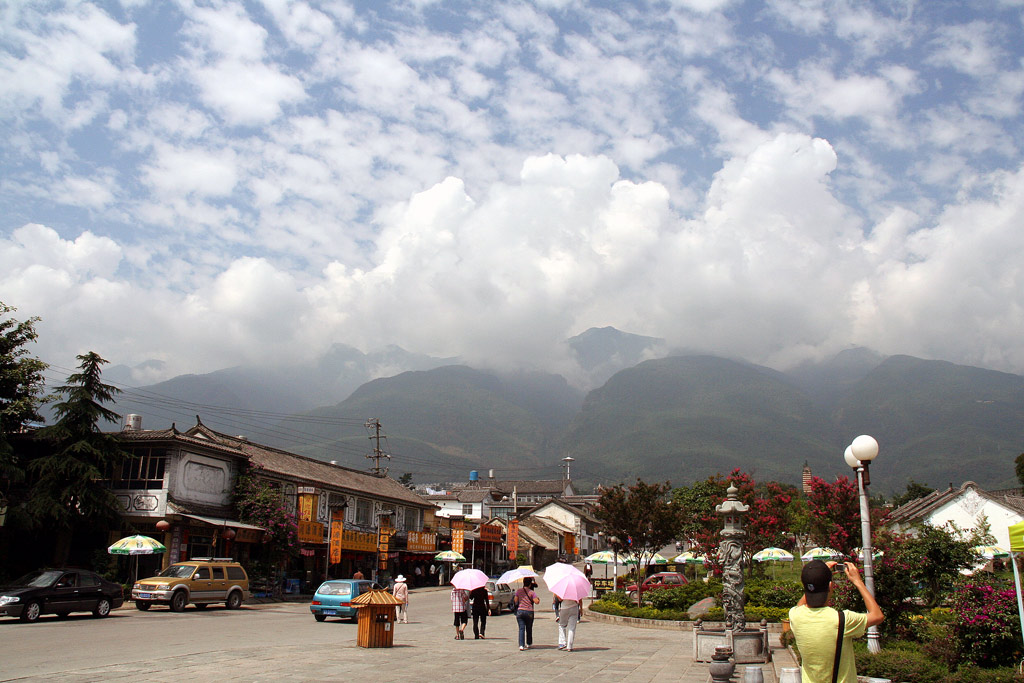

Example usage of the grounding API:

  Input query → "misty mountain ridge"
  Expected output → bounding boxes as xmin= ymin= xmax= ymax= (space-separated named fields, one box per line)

xmin=107 ymin=328 xmax=1024 ymax=494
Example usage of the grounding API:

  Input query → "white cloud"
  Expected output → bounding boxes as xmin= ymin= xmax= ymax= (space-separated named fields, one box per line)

xmin=3 ymin=0 xmax=1024 ymax=386
xmin=142 ymin=144 xmax=239 ymax=198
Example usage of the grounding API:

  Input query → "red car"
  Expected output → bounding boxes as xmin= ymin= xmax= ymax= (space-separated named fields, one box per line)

xmin=625 ymin=572 xmax=688 ymax=601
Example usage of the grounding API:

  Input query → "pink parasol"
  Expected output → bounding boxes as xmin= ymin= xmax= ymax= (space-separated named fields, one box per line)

xmin=544 ymin=568 xmax=592 ymax=602
xmin=450 ymin=568 xmax=489 ymax=591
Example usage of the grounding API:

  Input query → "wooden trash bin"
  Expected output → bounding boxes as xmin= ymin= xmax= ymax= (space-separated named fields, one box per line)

xmin=352 ymin=589 xmax=403 ymax=648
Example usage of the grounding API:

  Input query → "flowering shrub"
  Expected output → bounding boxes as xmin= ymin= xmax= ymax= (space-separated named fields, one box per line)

xmin=233 ymin=468 xmax=299 ymax=558
xmin=950 ymin=581 xmax=1023 ymax=668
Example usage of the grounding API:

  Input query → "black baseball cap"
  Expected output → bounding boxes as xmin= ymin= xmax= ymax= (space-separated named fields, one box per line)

xmin=801 ymin=560 xmax=833 ymax=607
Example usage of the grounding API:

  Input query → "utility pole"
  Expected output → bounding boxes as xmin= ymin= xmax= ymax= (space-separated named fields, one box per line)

xmin=365 ymin=418 xmax=391 ymax=477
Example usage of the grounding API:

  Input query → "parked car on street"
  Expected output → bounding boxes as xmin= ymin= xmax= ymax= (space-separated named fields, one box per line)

xmin=132 ymin=557 xmax=249 ymax=612
xmin=310 ymin=579 xmax=383 ymax=622
xmin=485 ymin=581 xmax=514 ymax=613
xmin=625 ymin=571 xmax=688 ymax=601
xmin=0 ymin=569 xmax=125 ymax=623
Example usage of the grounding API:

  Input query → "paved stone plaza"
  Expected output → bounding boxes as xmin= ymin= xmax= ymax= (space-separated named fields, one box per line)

xmin=0 ymin=584 xmax=797 ymax=682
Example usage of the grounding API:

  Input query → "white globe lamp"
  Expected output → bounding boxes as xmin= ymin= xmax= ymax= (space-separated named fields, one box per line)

xmin=850 ymin=434 xmax=879 ymax=462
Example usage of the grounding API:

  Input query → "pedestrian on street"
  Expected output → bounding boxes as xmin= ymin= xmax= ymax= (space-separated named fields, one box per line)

xmin=469 ymin=584 xmax=489 ymax=638
xmin=789 ymin=560 xmax=884 ymax=683
xmin=513 ymin=578 xmax=540 ymax=651
xmin=414 ymin=564 xmax=423 ymax=587
xmin=451 ymin=586 xmax=469 ymax=640
xmin=392 ymin=574 xmax=409 ymax=623
xmin=556 ymin=597 xmax=582 ymax=652
xmin=352 ymin=568 xmax=364 ymax=580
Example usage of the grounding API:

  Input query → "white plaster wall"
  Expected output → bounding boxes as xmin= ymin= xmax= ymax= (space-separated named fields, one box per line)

xmin=926 ymin=488 xmax=1023 ymax=549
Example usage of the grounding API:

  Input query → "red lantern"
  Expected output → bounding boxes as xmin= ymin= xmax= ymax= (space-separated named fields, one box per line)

xmin=222 ymin=528 xmax=236 ymax=540
xmin=155 ymin=520 xmax=170 ymax=532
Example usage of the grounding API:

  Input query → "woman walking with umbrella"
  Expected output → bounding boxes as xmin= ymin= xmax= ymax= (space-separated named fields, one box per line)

xmin=513 ymin=577 xmax=540 ymax=650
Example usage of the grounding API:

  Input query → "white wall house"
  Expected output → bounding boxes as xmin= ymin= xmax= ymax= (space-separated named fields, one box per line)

xmin=888 ymin=481 xmax=1024 ymax=549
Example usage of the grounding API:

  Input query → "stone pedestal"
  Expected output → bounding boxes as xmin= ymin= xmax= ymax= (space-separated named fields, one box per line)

xmin=694 ymin=619 xmax=772 ymax=663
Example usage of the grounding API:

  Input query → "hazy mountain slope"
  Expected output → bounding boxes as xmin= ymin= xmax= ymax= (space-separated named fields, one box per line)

xmin=559 ymin=355 xmax=837 ymax=487
xmin=289 ymin=366 xmax=583 ymax=480
xmin=833 ymin=355 xmax=1024 ymax=490
xmin=109 ymin=344 xmax=454 ymax=435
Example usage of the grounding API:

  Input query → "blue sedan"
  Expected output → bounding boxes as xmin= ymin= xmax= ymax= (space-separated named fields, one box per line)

xmin=309 ymin=579 xmax=383 ymax=622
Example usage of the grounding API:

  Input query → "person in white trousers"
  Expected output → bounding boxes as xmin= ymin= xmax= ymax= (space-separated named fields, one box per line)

xmin=556 ymin=597 xmax=582 ymax=652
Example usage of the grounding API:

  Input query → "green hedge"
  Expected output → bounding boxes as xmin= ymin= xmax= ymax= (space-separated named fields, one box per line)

xmin=589 ymin=600 xmax=788 ymax=623
xmin=852 ymin=641 xmax=1024 ymax=683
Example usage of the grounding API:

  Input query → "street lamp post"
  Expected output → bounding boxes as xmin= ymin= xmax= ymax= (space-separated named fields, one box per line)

xmin=844 ymin=434 xmax=881 ymax=654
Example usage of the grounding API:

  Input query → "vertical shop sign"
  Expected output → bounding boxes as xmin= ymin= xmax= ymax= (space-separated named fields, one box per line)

xmin=452 ymin=518 xmax=464 ymax=554
xmin=169 ymin=525 xmax=182 ymax=564
xmin=329 ymin=509 xmax=344 ymax=565
xmin=507 ymin=519 xmax=519 ymax=558
xmin=298 ymin=490 xmax=318 ymax=522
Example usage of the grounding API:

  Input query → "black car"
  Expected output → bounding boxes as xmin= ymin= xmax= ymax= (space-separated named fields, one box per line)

xmin=0 ymin=569 xmax=125 ymax=622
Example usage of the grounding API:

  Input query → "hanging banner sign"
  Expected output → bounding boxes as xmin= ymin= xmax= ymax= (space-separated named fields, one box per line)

xmin=329 ymin=510 xmax=344 ymax=564
xmin=480 ymin=524 xmax=501 ymax=543
xmin=507 ymin=519 xmax=519 ymax=555
xmin=298 ymin=493 xmax=318 ymax=522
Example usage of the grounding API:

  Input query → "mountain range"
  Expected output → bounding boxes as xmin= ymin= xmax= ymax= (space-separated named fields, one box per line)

xmin=107 ymin=328 xmax=1024 ymax=494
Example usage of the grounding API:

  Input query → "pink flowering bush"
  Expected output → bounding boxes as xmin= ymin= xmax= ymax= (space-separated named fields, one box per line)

xmin=233 ymin=467 xmax=299 ymax=556
xmin=950 ymin=581 xmax=1022 ymax=668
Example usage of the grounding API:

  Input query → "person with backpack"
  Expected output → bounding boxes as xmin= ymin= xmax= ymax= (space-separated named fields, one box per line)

xmin=789 ymin=560 xmax=884 ymax=683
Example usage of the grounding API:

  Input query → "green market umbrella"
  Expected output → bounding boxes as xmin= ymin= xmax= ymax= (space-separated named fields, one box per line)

xmin=108 ymin=535 xmax=167 ymax=555
xmin=752 ymin=547 xmax=794 ymax=562
xmin=753 ymin=547 xmax=794 ymax=579
xmin=434 ymin=550 xmax=466 ymax=562
xmin=672 ymin=551 xmax=708 ymax=564
xmin=800 ymin=547 xmax=843 ymax=561
xmin=108 ymin=534 xmax=167 ymax=583
xmin=624 ymin=552 xmax=670 ymax=565
xmin=972 ymin=544 xmax=1010 ymax=560
xmin=584 ymin=550 xmax=626 ymax=565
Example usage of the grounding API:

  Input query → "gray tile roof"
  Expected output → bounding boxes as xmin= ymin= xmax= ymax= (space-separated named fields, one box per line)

xmin=888 ymin=480 xmax=1024 ymax=525
xmin=115 ymin=419 xmax=433 ymax=509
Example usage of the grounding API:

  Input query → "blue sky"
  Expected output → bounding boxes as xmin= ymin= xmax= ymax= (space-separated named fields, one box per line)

xmin=2 ymin=0 xmax=1024 ymax=387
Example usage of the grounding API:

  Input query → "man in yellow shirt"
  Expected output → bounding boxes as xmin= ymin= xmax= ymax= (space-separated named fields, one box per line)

xmin=789 ymin=560 xmax=884 ymax=683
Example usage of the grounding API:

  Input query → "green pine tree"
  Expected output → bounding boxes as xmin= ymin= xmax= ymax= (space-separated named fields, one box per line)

xmin=27 ymin=352 xmax=128 ymax=564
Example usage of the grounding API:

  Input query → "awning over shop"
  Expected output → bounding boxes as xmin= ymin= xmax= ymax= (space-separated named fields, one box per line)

xmin=177 ymin=513 xmax=265 ymax=532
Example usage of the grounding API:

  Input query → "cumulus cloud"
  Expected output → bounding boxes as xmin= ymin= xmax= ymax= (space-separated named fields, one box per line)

xmin=3 ymin=1 xmax=1024 ymax=387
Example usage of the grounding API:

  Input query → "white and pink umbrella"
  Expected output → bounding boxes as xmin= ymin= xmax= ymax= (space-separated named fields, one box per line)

xmin=542 ymin=562 xmax=591 ymax=602
xmin=450 ymin=568 xmax=489 ymax=591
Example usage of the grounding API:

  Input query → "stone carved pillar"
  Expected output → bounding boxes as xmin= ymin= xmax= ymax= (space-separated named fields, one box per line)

xmin=716 ymin=485 xmax=749 ymax=632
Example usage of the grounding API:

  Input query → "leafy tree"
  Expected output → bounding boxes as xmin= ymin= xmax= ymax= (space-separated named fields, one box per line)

xmin=398 ymin=472 xmax=414 ymax=489
xmin=0 ymin=302 xmax=48 ymax=485
xmin=26 ymin=352 xmax=128 ymax=564
xmin=907 ymin=522 xmax=986 ymax=607
xmin=1016 ymin=453 xmax=1024 ymax=489
xmin=595 ymin=479 xmax=682 ymax=603
xmin=890 ymin=479 xmax=935 ymax=508
xmin=805 ymin=475 xmax=860 ymax=553
xmin=672 ymin=469 xmax=795 ymax=574
xmin=233 ymin=464 xmax=298 ymax=567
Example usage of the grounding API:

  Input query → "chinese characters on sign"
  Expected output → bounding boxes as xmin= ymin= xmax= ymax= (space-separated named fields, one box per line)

xmin=452 ymin=518 xmax=464 ymax=554
xmin=329 ymin=509 xmax=345 ymax=564
xmin=480 ymin=524 xmax=501 ymax=543
xmin=507 ymin=519 xmax=519 ymax=557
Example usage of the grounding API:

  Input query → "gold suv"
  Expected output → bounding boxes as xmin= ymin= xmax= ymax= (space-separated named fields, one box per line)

xmin=132 ymin=558 xmax=249 ymax=612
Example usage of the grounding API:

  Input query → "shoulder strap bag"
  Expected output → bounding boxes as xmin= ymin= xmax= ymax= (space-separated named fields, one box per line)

xmin=831 ymin=608 xmax=846 ymax=683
